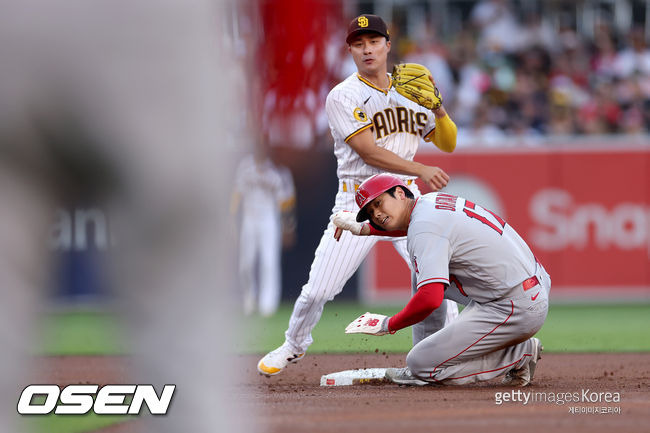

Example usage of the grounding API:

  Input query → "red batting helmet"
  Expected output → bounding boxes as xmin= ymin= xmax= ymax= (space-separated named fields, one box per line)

xmin=355 ymin=174 xmax=410 ymax=222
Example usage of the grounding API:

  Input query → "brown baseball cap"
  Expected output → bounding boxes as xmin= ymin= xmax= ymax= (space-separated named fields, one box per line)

xmin=346 ymin=14 xmax=389 ymax=44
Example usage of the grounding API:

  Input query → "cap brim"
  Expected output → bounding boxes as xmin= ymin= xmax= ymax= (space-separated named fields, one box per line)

xmin=346 ymin=30 xmax=387 ymax=44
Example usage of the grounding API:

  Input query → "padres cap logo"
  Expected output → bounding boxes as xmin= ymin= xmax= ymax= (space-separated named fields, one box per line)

xmin=346 ymin=14 xmax=389 ymax=44
xmin=353 ymin=107 xmax=368 ymax=122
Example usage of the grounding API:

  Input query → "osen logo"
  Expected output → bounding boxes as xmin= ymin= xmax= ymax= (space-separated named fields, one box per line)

xmin=17 ymin=384 xmax=176 ymax=415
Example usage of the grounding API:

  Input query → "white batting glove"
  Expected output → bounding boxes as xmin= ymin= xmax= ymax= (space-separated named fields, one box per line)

xmin=345 ymin=312 xmax=391 ymax=336
xmin=333 ymin=210 xmax=364 ymax=241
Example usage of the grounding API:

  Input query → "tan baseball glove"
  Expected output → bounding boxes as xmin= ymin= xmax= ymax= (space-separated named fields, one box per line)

xmin=391 ymin=63 xmax=442 ymax=110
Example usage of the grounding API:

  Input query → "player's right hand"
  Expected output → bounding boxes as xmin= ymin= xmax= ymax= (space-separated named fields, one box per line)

xmin=333 ymin=210 xmax=364 ymax=241
xmin=419 ymin=165 xmax=449 ymax=191
xmin=345 ymin=312 xmax=391 ymax=336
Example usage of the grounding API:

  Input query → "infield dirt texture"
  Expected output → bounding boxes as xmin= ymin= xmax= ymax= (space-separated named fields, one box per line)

xmin=36 ymin=352 xmax=650 ymax=432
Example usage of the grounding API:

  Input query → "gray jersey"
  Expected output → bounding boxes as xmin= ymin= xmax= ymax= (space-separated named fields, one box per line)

xmin=407 ymin=192 xmax=537 ymax=303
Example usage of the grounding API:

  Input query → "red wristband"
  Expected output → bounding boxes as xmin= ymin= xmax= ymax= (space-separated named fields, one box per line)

xmin=366 ymin=224 xmax=407 ymax=237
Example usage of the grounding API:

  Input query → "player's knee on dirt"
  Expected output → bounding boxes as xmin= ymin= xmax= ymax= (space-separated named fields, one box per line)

xmin=406 ymin=350 xmax=431 ymax=379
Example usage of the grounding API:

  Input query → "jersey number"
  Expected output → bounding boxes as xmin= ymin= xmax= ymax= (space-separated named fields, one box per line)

xmin=463 ymin=200 xmax=506 ymax=235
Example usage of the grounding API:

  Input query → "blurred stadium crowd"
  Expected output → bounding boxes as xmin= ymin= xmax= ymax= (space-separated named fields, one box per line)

xmin=243 ymin=0 xmax=650 ymax=149
xmin=391 ymin=0 xmax=650 ymax=146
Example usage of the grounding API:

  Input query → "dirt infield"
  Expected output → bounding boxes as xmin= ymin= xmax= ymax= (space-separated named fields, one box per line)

xmin=36 ymin=353 xmax=650 ymax=432
xmin=243 ymin=353 xmax=650 ymax=433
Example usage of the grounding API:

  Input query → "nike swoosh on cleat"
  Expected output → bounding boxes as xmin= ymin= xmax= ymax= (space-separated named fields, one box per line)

xmin=531 ymin=292 xmax=540 ymax=301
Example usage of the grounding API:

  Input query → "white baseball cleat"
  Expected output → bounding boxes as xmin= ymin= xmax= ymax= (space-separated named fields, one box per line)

xmin=502 ymin=337 xmax=543 ymax=387
xmin=257 ymin=343 xmax=304 ymax=376
xmin=385 ymin=367 xmax=429 ymax=386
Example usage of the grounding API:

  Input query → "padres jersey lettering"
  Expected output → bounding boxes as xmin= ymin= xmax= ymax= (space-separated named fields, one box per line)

xmin=395 ymin=107 xmax=407 ymax=133
xmin=370 ymin=107 xmax=429 ymax=139
xmin=325 ymin=72 xmax=437 ymax=181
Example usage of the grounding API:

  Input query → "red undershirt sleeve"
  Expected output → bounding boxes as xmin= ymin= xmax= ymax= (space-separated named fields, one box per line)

xmin=387 ymin=282 xmax=445 ymax=332
xmin=366 ymin=224 xmax=407 ymax=237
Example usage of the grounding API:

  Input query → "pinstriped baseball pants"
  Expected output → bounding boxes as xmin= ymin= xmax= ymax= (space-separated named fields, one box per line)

xmin=284 ymin=187 xmax=458 ymax=354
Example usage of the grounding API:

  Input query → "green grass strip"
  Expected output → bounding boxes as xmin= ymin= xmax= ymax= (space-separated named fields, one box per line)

xmin=240 ymin=302 xmax=650 ymax=354
xmin=39 ymin=311 xmax=126 ymax=356
xmin=26 ymin=414 xmax=129 ymax=433
xmin=39 ymin=302 xmax=650 ymax=356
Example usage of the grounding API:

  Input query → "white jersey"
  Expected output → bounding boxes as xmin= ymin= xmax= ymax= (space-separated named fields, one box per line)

xmin=325 ymin=72 xmax=437 ymax=183
xmin=234 ymin=155 xmax=294 ymax=216
xmin=408 ymin=192 xmax=538 ymax=303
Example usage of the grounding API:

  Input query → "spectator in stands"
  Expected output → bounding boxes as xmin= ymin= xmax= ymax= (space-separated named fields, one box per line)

xmin=447 ymin=29 xmax=489 ymax=129
xmin=404 ymin=28 xmax=456 ymax=106
xmin=591 ymin=23 xmax=619 ymax=79
xmin=614 ymin=27 xmax=650 ymax=79
xmin=470 ymin=0 xmax=522 ymax=59
xmin=518 ymin=12 xmax=559 ymax=54
xmin=547 ymin=92 xmax=577 ymax=135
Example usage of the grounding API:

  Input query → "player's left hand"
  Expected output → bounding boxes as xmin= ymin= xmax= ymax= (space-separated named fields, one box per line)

xmin=391 ymin=63 xmax=442 ymax=110
xmin=418 ymin=165 xmax=449 ymax=191
xmin=345 ymin=312 xmax=391 ymax=336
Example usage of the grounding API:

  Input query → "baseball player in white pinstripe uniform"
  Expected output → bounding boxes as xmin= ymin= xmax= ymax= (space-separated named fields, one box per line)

xmin=232 ymin=149 xmax=296 ymax=316
xmin=258 ymin=14 xmax=460 ymax=376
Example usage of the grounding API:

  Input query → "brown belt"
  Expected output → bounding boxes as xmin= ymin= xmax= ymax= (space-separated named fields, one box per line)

xmin=342 ymin=179 xmax=413 ymax=192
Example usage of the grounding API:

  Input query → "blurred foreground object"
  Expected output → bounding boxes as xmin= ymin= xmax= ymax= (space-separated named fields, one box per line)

xmin=0 ymin=0 xmax=250 ymax=432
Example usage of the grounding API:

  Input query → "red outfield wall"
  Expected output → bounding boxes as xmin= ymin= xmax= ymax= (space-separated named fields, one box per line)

xmin=362 ymin=144 xmax=650 ymax=301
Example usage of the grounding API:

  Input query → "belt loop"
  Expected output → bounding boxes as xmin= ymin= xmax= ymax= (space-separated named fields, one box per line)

xmin=342 ymin=182 xmax=348 ymax=192
xmin=354 ymin=184 xmax=359 ymax=192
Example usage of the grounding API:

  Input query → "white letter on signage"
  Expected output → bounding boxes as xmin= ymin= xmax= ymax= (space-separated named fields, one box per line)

xmin=128 ymin=385 xmax=176 ymax=415
xmin=529 ymin=189 xmax=571 ymax=251
xmin=94 ymin=385 xmax=135 ymax=415
xmin=17 ymin=385 xmax=60 ymax=415
xmin=55 ymin=385 xmax=98 ymax=415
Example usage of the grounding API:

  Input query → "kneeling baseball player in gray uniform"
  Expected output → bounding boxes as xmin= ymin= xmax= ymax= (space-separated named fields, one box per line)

xmin=333 ymin=173 xmax=551 ymax=386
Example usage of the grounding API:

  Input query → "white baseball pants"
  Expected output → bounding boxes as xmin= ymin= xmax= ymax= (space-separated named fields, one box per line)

xmin=239 ymin=213 xmax=282 ymax=316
